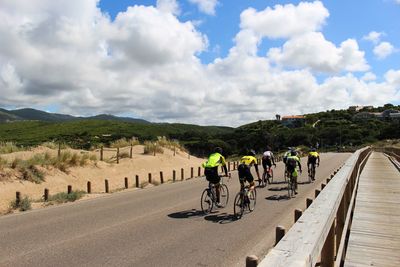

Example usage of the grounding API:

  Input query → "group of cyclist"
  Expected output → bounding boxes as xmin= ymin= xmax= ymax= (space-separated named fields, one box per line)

xmin=202 ymin=146 xmax=320 ymax=207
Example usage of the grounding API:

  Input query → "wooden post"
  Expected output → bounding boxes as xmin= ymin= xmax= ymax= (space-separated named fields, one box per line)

xmin=105 ymin=179 xmax=109 ymax=193
xmin=154 ymin=143 xmax=156 ymax=156
xmin=87 ymin=181 xmax=91 ymax=193
xmin=336 ymin=197 xmax=346 ymax=253
xmin=44 ymin=188 xmax=49 ymax=201
xmin=306 ymin=198 xmax=313 ymax=208
xmin=130 ymin=145 xmax=133 ymax=158
xmin=315 ymin=189 xmax=321 ymax=197
xmin=58 ymin=142 xmax=61 ymax=158
xmin=100 ymin=146 xmax=103 ymax=161
xmin=173 ymin=170 xmax=176 ymax=182
xmin=124 ymin=177 xmax=128 ymax=189
xmin=160 ymin=171 xmax=164 ymax=184
xmin=173 ymin=146 xmax=176 ymax=156
xmin=198 ymin=166 xmax=201 ymax=177
xmin=117 ymin=147 xmax=120 ymax=164
xmin=294 ymin=209 xmax=302 ymax=222
xmin=135 ymin=175 xmax=139 ymax=188
xmin=246 ymin=255 xmax=259 ymax=267
xmin=191 ymin=167 xmax=193 ymax=178
xmin=68 ymin=185 xmax=72 ymax=194
xmin=275 ymin=226 xmax=286 ymax=245
xmin=321 ymin=222 xmax=335 ymax=267
xmin=228 ymin=162 xmax=231 ymax=172
xmin=16 ymin=191 xmax=20 ymax=207
xmin=148 ymin=173 xmax=152 ymax=184
xmin=181 ymin=168 xmax=184 ymax=181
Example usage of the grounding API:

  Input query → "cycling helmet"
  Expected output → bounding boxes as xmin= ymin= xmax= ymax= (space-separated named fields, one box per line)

xmin=214 ymin=147 xmax=223 ymax=154
xmin=290 ymin=150 xmax=297 ymax=156
xmin=311 ymin=147 xmax=316 ymax=152
xmin=249 ymin=149 xmax=256 ymax=156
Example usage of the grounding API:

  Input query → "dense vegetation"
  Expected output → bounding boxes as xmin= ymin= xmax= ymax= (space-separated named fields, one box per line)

xmin=0 ymin=104 xmax=399 ymax=157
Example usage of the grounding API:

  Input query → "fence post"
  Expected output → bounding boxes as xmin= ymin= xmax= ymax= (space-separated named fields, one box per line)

xmin=148 ymin=173 xmax=152 ymax=184
xmin=105 ymin=179 xmax=109 ymax=193
xmin=125 ymin=177 xmax=129 ymax=189
xmin=336 ymin=197 xmax=346 ymax=253
xmin=198 ymin=166 xmax=201 ymax=177
xmin=181 ymin=168 xmax=184 ymax=181
xmin=68 ymin=185 xmax=72 ymax=194
xmin=44 ymin=188 xmax=49 ymax=201
xmin=228 ymin=162 xmax=231 ymax=172
xmin=160 ymin=171 xmax=164 ymax=184
xmin=117 ymin=147 xmax=120 ymax=164
xmin=173 ymin=170 xmax=176 ymax=182
xmin=294 ymin=208 xmax=302 ymax=222
xmin=100 ymin=146 xmax=103 ymax=161
xmin=306 ymin=198 xmax=313 ymax=208
xmin=275 ymin=226 xmax=286 ymax=245
xmin=58 ymin=142 xmax=61 ymax=158
xmin=191 ymin=167 xmax=194 ymax=178
xmin=315 ymin=189 xmax=321 ymax=197
xmin=136 ymin=175 xmax=139 ymax=188
xmin=130 ymin=145 xmax=133 ymax=158
xmin=321 ymin=222 xmax=335 ymax=267
xmin=16 ymin=191 xmax=20 ymax=207
xmin=87 ymin=181 xmax=91 ymax=193
xmin=246 ymin=255 xmax=259 ymax=267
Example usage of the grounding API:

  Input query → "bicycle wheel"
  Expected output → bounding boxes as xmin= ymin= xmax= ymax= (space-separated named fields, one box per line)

xmin=219 ymin=184 xmax=229 ymax=208
xmin=201 ymin=189 xmax=213 ymax=214
xmin=233 ymin=192 xmax=244 ymax=219
xmin=248 ymin=189 xmax=256 ymax=212
xmin=260 ymin=173 xmax=266 ymax=188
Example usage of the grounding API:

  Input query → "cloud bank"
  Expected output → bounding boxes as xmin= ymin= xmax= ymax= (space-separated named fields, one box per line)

xmin=0 ymin=0 xmax=399 ymax=126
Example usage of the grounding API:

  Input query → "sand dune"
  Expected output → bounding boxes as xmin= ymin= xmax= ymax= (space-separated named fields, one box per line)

xmin=0 ymin=145 xmax=206 ymax=214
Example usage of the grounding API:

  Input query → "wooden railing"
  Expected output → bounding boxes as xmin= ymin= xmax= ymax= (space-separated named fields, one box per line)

xmin=253 ymin=147 xmax=371 ymax=267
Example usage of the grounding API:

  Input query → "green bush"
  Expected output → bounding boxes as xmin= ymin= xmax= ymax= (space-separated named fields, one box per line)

xmin=10 ymin=196 xmax=32 ymax=211
xmin=48 ymin=190 xmax=86 ymax=203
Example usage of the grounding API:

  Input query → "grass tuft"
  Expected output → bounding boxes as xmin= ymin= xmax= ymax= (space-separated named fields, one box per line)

xmin=10 ymin=196 xmax=32 ymax=212
xmin=110 ymin=138 xmax=140 ymax=148
xmin=48 ymin=190 xmax=86 ymax=204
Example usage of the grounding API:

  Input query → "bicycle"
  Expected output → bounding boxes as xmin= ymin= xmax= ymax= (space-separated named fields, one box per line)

xmin=287 ymin=171 xmax=296 ymax=198
xmin=308 ymin=163 xmax=317 ymax=182
xmin=260 ymin=165 xmax=274 ymax=187
xmin=200 ymin=176 xmax=229 ymax=214
xmin=233 ymin=185 xmax=256 ymax=219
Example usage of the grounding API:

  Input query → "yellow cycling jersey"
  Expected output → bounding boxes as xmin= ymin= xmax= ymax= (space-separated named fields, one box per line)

xmin=309 ymin=151 xmax=319 ymax=158
xmin=202 ymin=152 xmax=226 ymax=168
xmin=240 ymin=155 xmax=257 ymax=166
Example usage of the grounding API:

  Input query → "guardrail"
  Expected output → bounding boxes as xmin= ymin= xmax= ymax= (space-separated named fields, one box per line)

xmin=252 ymin=147 xmax=371 ymax=267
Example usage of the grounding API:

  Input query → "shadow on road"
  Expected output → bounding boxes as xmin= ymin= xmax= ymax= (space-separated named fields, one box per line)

xmin=298 ymin=181 xmax=312 ymax=185
xmin=268 ymin=181 xmax=287 ymax=185
xmin=268 ymin=186 xmax=289 ymax=191
xmin=167 ymin=209 xmax=204 ymax=219
xmin=265 ymin=195 xmax=290 ymax=201
xmin=204 ymin=212 xmax=236 ymax=224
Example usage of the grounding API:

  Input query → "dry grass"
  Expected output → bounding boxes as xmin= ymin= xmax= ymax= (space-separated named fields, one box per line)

xmin=110 ymin=138 xmax=140 ymax=148
xmin=0 ymin=142 xmax=25 ymax=154
xmin=143 ymin=141 xmax=164 ymax=155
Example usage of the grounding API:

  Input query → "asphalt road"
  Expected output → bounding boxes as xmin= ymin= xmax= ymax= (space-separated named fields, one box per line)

xmin=0 ymin=153 xmax=350 ymax=267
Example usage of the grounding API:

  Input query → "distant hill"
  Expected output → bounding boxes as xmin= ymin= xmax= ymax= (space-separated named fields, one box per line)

xmin=0 ymin=108 xmax=149 ymax=124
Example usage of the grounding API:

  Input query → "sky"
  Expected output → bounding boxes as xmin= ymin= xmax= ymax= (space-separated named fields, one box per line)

xmin=0 ymin=0 xmax=399 ymax=126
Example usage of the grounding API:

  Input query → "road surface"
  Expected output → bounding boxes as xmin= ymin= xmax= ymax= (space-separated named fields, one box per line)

xmin=0 ymin=153 xmax=350 ymax=267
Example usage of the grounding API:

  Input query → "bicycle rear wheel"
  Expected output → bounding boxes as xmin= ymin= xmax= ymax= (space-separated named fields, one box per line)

xmin=201 ymin=189 xmax=213 ymax=214
xmin=219 ymin=184 xmax=229 ymax=208
xmin=233 ymin=192 xmax=244 ymax=219
xmin=248 ymin=189 xmax=256 ymax=212
xmin=260 ymin=173 xmax=266 ymax=188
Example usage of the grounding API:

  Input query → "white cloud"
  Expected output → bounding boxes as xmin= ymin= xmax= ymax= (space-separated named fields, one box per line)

xmin=188 ymin=0 xmax=219 ymax=15
xmin=373 ymin=41 xmax=395 ymax=59
xmin=240 ymin=1 xmax=329 ymax=39
xmin=268 ymin=32 xmax=369 ymax=73
xmin=0 ymin=0 xmax=398 ymax=126
xmin=361 ymin=72 xmax=377 ymax=82
xmin=363 ymin=31 xmax=383 ymax=44
xmin=156 ymin=0 xmax=180 ymax=15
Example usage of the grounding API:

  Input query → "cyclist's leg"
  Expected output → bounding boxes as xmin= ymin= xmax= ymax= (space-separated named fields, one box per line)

xmin=292 ymin=169 xmax=298 ymax=192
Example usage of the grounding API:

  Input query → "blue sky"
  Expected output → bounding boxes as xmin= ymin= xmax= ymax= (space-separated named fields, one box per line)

xmin=0 ymin=0 xmax=399 ymax=126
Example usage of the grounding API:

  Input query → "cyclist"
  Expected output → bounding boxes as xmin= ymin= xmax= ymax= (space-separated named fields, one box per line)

xmin=283 ymin=147 xmax=292 ymax=179
xmin=238 ymin=150 xmax=260 ymax=195
xmin=285 ymin=150 xmax=302 ymax=194
xmin=262 ymin=146 xmax=276 ymax=183
xmin=307 ymin=147 xmax=320 ymax=181
xmin=202 ymin=147 xmax=228 ymax=207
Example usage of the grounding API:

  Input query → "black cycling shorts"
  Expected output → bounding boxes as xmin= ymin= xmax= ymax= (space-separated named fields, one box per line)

xmin=238 ymin=163 xmax=254 ymax=184
xmin=205 ymin=167 xmax=220 ymax=184
xmin=308 ymin=156 xmax=317 ymax=165
xmin=262 ymin=158 xmax=272 ymax=169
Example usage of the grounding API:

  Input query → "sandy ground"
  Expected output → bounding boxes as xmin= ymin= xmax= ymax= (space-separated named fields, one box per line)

xmin=0 ymin=145 xmax=205 ymax=215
